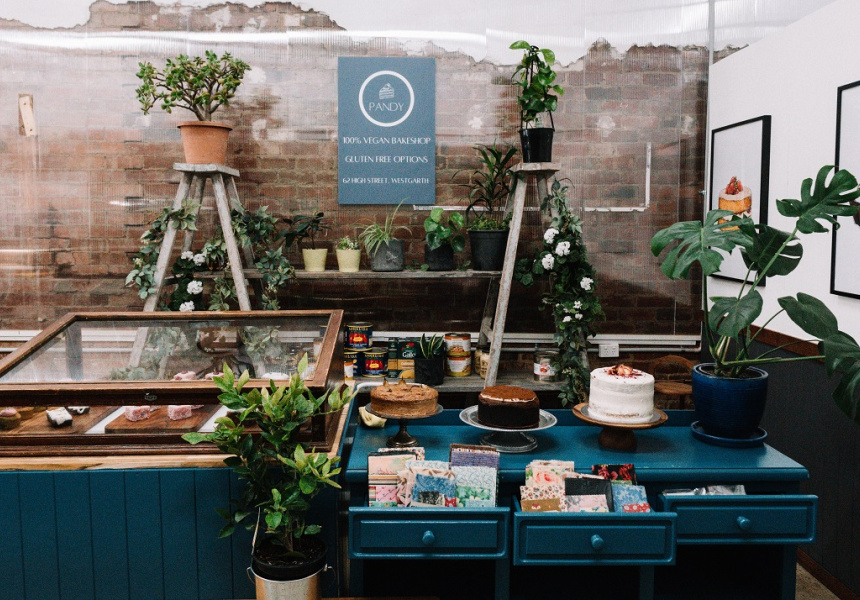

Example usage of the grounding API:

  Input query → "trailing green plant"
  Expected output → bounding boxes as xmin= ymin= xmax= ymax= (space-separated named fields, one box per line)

xmin=651 ymin=165 xmax=860 ymax=425
xmin=183 ymin=358 xmax=352 ymax=556
xmin=516 ymin=181 xmax=604 ymax=405
xmin=423 ymin=207 xmax=465 ymax=252
xmin=509 ymin=40 xmax=564 ymax=128
xmin=419 ymin=333 xmax=444 ymax=359
xmin=457 ymin=143 xmax=518 ymax=230
xmin=283 ymin=211 xmax=331 ymax=250
xmin=336 ymin=235 xmax=360 ymax=251
xmin=136 ymin=51 xmax=250 ymax=121
xmin=358 ymin=200 xmax=411 ymax=256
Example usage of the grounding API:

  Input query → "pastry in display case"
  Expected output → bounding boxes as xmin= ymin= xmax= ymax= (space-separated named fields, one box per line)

xmin=0 ymin=310 xmax=345 ymax=456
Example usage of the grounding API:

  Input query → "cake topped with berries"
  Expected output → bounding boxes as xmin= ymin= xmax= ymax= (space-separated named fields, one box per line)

xmin=718 ymin=176 xmax=752 ymax=223
xmin=588 ymin=364 xmax=655 ymax=424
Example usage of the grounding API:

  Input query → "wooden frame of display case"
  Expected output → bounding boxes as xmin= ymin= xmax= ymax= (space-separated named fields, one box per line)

xmin=0 ymin=310 xmax=345 ymax=457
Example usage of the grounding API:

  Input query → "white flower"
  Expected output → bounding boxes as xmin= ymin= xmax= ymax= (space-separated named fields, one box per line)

xmin=580 ymin=277 xmax=593 ymax=291
xmin=562 ymin=315 xmax=572 ymax=323
xmin=187 ymin=280 xmax=203 ymax=295
xmin=573 ymin=300 xmax=582 ymax=309
xmin=180 ymin=251 xmax=194 ymax=261
xmin=193 ymin=253 xmax=206 ymax=265
xmin=555 ymin=241 xmax=571 ymax=256
xmin=179 ymin=301 xmax=195 ymax=312
xmin=544 ymin=228 xmax=558 ymax=244
xmin=575 ymin=313 xmax=584 ymax=320
xmin=541 ymin=254 xmax=555 ymax=270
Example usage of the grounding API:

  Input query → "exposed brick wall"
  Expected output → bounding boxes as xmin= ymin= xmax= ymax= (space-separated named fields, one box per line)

xmin=0 ymin=1 xmax=705 ymax=336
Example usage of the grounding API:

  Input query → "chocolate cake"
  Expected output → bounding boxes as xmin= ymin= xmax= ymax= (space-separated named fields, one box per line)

xmin=477 ymin=385 xmax=540 ymax=429
xmin=369 ymin=379 xmax=438 ymax=418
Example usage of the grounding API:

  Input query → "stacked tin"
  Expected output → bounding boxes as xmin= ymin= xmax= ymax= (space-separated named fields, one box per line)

xmin=344 ymin=322 xmax=373 ymax=379
xmin=444 ymin=332 xmax=472 ymax=377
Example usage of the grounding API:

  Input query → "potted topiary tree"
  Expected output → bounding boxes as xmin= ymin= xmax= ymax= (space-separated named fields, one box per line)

xmin=358 ymin=201 xmax=411 ymax=272
xmin=423 ymin=207 xmax=465 ymax=271
xmin=457 ymin=143 xmax=519 ymax=271
xmin=136 ymin=50 xmax=250 ymax=165
xmin=284 ymin=211 xmax=331 ymax=272
xmin=183 ymin=358 xmax=351 ymax=599
xmin=510 ymin=40 xmax=564 ymax=162
xmin=651 ymin=165 xmax=860 ymax=441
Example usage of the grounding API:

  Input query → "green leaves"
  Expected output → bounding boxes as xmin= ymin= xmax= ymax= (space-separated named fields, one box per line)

xmin=778 ymin=293 xmax=838 ymax=339
xmin=777 ymin=165 xmax=860 ymax=233
xmin=708 ymin=292 xmax=763 ymax=338
xmin=510 ymin=40 xmax=563 ymax=124
xmin=741 ymin=223 xmax=802 ymax=277
xmin=821 ymin=332 xmax=860 ymax=424
xmin=424 ymin=208 xmax=465 ymax=252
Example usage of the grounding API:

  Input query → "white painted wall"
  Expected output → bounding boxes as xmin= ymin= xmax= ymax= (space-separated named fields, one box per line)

xmin=707 ymin=0 xmax=860 ymax=341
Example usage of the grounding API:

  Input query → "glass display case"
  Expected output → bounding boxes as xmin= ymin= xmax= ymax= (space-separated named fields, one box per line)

xmin=0 ymin=310 xmax=345 ymax=456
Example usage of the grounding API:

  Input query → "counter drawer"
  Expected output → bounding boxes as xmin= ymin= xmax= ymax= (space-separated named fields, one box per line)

xmin=659 ymin=494 xmax=817 ymax=544
xmin=348 ymin=506 xmax=510 ymax=559
xmin=513 ymin=503 xmax=676 ymax=566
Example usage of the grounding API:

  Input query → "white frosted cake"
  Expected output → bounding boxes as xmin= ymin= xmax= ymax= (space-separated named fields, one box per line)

xmin=588 ymin=364 xmax=655 ymax=424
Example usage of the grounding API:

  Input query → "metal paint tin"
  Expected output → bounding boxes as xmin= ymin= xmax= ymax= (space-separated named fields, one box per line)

xmin=534 ymin=350 xmax=559 ymax=382
xmin=363 ymin=347 xmax=388 ymax=378
xmin=445 ymin=353 xmax=472 ymax=377
xmin=444 ymin=333 xmax=471 ymax=355
xmin=345 ymin=322 xmax=373 ymax=350
xmin=344 ymin=349 xmax=363 ymax=377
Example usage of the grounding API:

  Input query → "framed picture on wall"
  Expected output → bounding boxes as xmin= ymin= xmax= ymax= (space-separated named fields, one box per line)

xmin=708 ymin=115 xmax=772 ymax=284
xmin=831 ymin=80 xmax=860 ymax=299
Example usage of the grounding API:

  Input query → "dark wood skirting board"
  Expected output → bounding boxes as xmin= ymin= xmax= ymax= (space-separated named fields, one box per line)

xmin=750 ymin=326 xmax=820 ymax=358
xmin=797 ymin=549 xmax=860 ymax=600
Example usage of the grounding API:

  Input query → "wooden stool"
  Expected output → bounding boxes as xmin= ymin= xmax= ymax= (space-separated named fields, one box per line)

xmin=650 ymin=355 xmax=696 ymax=410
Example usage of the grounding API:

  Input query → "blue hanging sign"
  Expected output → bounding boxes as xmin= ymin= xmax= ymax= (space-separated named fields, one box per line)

xmin=338 ymin=57 xmax=436 ymax=205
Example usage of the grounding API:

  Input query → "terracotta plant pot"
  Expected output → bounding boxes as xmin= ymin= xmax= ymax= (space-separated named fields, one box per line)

xmin=336 ymin=248 xmax=361 ymax=272
xmin=302 ymin=248 xmax=328 ymax=272
xmin=177 ymin=121 xmax=232 ymax=165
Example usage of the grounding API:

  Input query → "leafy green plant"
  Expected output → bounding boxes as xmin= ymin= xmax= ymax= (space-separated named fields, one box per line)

xmin=423 ymin=207 xmax=466 ymax=252
xmin=283 ymin=211 xmax=331 ymax=250
xmin=136 ymin=51 xmax=250 ymax=121
xmin=336 ymin=236 xmax=360 ymax=251
xmin=651 ymin=165 xmax=860 ymax=424
xmin=358 ymin=200 xmax=411 ymax=256
xmin=183 ymin=358 xmax=351 ymax=557
xmin=457 ymin=143 xmax=518 ymax=230
xmin=510 ymin=40 xmax=564 ymax=127
xmin=419 ymin=333 xmax=444 ymax=359
xmin=516 ymin=181 xmax=604 ymax=405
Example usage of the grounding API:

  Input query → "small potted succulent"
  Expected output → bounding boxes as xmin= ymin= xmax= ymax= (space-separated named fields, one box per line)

xmin=136 ymin=51 xmax=250 ymax=165
xmin=284 ymin=212 xmax=331 ymax=272
xmin=335 ymin=236 xmax=361 ymax=273
xmin=358 ymin=201 xmax=411 ymax=272
xmin=510 ymin=40 xmax=564 ymax=162
xmin=415 ymin=334 xmax=445 ymax=386
xmin=651 ymin=165 xmax=860 ymax=439
xmin=423 ymin=208 xmax=465 ymax=271
xmin=183 ymin=358 xmax=351 ymax=599
xmin=457 ymin=143 xmax=519 ymax=270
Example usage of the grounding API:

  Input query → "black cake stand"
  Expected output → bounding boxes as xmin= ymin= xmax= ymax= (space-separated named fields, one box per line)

xmin=459 ymin=405 xmax=557 ymax=453
xmin=365 ymin=404 xmax=443 ymax=448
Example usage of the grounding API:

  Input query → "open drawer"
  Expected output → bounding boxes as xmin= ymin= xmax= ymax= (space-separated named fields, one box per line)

xmin=659 ymin=494 xmax=817 ymax=544
xmin=512 ymin=499 xmax=676 ymax=566
xmin=348 ymin=505 xmax=510 ymax=559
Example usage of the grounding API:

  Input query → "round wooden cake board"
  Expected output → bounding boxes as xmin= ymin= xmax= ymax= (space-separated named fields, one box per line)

xmin=572 ymin=403 xmax=668 ymax=451
xmin=365 ymin=404 xmax=443 ymax=448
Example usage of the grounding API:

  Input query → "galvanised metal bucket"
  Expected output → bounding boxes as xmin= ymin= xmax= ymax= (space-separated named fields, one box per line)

xmin=248 ymin=565 xmax=328 ymax=600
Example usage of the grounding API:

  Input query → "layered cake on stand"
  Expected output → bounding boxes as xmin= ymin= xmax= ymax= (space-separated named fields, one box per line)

xmin=476 ymin=385 xmax=540 ymax=429
xmin=368 ymin=378 xmax=440 ymax=447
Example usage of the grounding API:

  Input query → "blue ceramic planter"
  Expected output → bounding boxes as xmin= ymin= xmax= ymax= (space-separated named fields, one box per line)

xmin=691 ymin=363 xmax=768 ymax=439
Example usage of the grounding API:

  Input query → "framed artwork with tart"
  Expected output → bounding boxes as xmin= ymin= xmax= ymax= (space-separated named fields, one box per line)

xmin=708 ymin=115 xmax=772 ymax=283
xmin=831 ymin=79 xmax=860 ymax=298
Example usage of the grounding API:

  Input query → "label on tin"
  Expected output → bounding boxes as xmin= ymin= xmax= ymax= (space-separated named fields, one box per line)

xmin=444 ymin=333 xmax=471 ymax=354
xmin=534 ymin=361 xmax=557 ymax=376
xmin=398 ymin=339 xmax=418 ymax=360
xmin=344 ymin=362 xmax=354 ymax=380
xmin=446 ymin=355 xmax=472 ymax=377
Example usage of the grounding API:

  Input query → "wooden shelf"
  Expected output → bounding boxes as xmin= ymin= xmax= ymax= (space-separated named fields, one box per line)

xmin=166 ymin=268 xmax=501 ymax=283
xmin=353 ymin=372 xmax=563 ymax=393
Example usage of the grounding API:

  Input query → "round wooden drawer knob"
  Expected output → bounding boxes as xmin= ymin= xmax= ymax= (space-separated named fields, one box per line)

xmin=422 ymin=530 xmax=436 ymax=546
xmin=590 ymin=534 xmax=605 ymax=550
xmin=736 ymin=516 xmax=752 ymax=531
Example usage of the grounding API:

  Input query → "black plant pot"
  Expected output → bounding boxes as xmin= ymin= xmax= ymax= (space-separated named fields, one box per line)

xmin=252 ymin=536 xmax=327 ymax=582
xmin=424 ymin=244 xmax=454 ymax=271
xmin=519 ymin=127 xmax=554 ymax=163
xmin=469 ymin=229 xmax=508 ymax=271
xmin=370 ymin=239 xmax=404 ymax=272
xmin=415 ymin=356 xmax=445 ymax=386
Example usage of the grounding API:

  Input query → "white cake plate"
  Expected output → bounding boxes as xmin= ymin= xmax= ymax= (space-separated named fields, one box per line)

xmin=459 ymin=406 xmax=557 ymax=453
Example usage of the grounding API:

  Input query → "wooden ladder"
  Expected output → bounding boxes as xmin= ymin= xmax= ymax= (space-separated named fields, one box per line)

xmin=480 ymin=162 xmax=559 ymax=386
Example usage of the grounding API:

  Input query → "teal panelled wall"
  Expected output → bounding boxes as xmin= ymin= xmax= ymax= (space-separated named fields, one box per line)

xmin=0 ymin=468 xmax=257 ymax=600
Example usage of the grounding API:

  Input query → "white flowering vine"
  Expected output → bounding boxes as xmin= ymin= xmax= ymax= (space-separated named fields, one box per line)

xmin=580 ymin=277 xmax=593 ymax=291
xmin=179 ymin=301 xmax=196 ymax=312
xmin=555 ymin=241 xmax=571 ymax=256
xmin=544 ymin=228 xmax=558 ymax=244
xmin=563 ymin=315 xmax=572 ymax=323
xmin=180 ymin=250 xmax=194 ymax=261
xmin=187 ymin=280 xmax=203 ymax=295
xmin=541 ymin=254 xmax=555 ymax=270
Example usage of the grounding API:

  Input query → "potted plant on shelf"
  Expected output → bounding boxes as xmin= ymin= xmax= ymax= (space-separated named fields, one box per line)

xmin=284 ymin=211 xmax=331 ymax=272
xmin=516 ymin=181 xmax=604 ymax=406
xmin=415 ymin=334 xmax=445 ymax=386
xmin=183 ymin=358 xmax=351 ymax=599
xmin=358 ymin=201 xmax=411 ymax=272
xmin=136 ymin=51 xmax=250 ymax=165
xmin=510 ymin=40 xmax=564 ymax=163
xmin=457 ymin=143 xmax=519 ymax=271
xmin=651 ymin=165 xmax=860 ymax=440
xmin=423 ymin=207 xmax=465 ymax=271
xmin=335 ymin=236 xmax=361 ymax=273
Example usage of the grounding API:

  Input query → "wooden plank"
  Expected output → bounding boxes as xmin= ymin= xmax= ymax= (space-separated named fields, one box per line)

xmin=0 ymin=473 xmax=25 ymax=600
xmin=228 ymin=176 xmax=265 ymax=308
xmin=168 ymin=269 xmax=500 ymax=282
xmin=89 ymin=471 xmax=130 ymax=600
xmin=212 ymin=173 xmax=252 ymax=311
xmin=54 ymin=472 xmax=95 ymax=599
xmin=230 ymin=471 xmax=255 ymax=599
xmin=104 ymin=405 xmax=220 ymax=434
xmin=180 ymin=175 xmax=205 ymax=254
xmin=160 ymin=470 xmax=199 ymax=599
xmin=11 ymin=406 xmax=117 ymax=435
xmin=174 ymin=163 xmax=241 ymax=178
xmin=478 ymin=278 xmax=500 ymax=347
xmin=18 ymin=94 xmax=37 ymax=137
xmin=19 ymin=472 xmax=60 ymax=599
xmin=125 ymin=470 xmax=165 ymax=599
xmin=195 ymin=469 xmax=234 ymax=598
xmin=511 ymin=162 xmax=561 ymax=174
